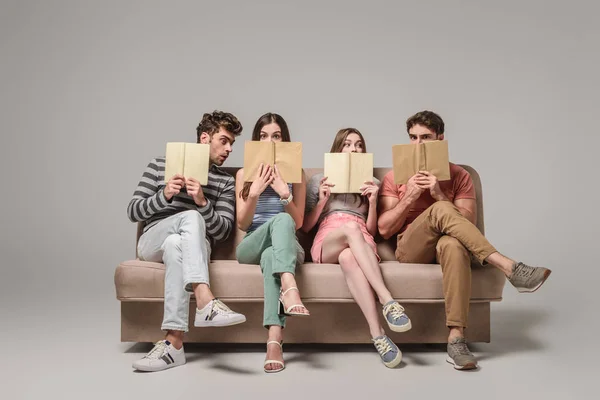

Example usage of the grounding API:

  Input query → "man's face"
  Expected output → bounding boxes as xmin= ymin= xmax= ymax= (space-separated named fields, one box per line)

xmin=408 ymin=124 xmax=443 ymax=144
xmin=199 ymin=127 xmax=236 ymax=166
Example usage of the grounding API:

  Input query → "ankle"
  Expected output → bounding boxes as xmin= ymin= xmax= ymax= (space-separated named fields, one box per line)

xmin=448 ymin=327 xmax=464 ymax=342
xmin=193 ymin=284 xmax=214 ymax=308
xmin=165 ymin=332 xmax=184 ymax=349
xmin=196 ymin=296 xmax=214 ymax=310
xmin=280 ymin=272 xmax=296 ymax=290
xmin=380 ymin=294 xmax=394 ymax=305
xmin=370 ymin=326 xmax=386 ymax=339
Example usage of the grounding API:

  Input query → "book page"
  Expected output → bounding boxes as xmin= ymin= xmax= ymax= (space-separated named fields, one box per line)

xmin=164 ymin=142 xmax=185 ymax=183
xmin=423 ymin=140 xmax=450 ymax=181
xmin=392 ymin=144 xmax=418 ymax=184
xmin=348 ymin=153 xmax=374 ymax=193
xmin=243 ymin=141 xmax=274 ymax=182
xmin=183 ymin=143 xmax=210 ymax=185
xmin=324 ymin=153 xmax=350 ymax=193
xmin=274 ymin=142 xmax=303 ymax=183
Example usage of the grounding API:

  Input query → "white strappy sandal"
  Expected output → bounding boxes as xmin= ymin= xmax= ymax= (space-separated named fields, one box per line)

xmin=278 ymin=287 xmax=310 ymax=316
xmin=264 ymin=341 xmax=285 ymax=373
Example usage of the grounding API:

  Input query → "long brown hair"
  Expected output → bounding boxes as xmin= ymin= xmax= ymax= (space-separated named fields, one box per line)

xmin=240 ymin=113 xmax=291 ymax=201
xmin=329 ymin=127 xmax=367 ymax=153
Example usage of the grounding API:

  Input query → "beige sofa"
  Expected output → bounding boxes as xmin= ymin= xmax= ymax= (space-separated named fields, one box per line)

xmin=114 ymin=166 xmax=506 ymax=344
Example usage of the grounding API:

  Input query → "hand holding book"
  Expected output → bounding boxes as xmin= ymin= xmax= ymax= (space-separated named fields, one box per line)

xmin=164 ymin=174 xmax=185 ymax=201
xmin=317 ymin=176 xmax=335 ymax=204
xmin=359 ymin=180 xmax=379 ymax=206
xmin=414 ymin=170 xmax=449 ymax=202
xmin=186 ymin=177 xmax=208 ymax=206
xmin=248 ymin=163 xmax=274 ymax=199
xmin=270 ymin=165 xmax=291 ymax=200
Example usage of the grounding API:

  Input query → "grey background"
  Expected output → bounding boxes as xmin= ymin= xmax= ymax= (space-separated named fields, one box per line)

xmin=0 ymin=0 xmax=598 ymax=399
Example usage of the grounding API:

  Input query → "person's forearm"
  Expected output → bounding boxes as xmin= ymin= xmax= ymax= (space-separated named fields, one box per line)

xmin=366 ymin=203 xmax=378 ymax=237
xmin=284 ymin=201 xmax=304 ymax=230
xmin=301 ymin=201 xmax=325 ymax=233
xmin=237 ymin=195 xmax=259 ymax=231
xmin=378 ymin=197 xmax=414 ymax=239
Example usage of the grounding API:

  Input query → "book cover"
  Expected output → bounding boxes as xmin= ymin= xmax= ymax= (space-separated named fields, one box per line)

xmin=392 ymin=140 xmax=450 ymax=184
xmin=164 ymin=142 xmax=210 ymax=184
xmin=324 ymin=152 xmax=373 ymax=193
xmin=243 ymin=141 xmax=303 ymax=183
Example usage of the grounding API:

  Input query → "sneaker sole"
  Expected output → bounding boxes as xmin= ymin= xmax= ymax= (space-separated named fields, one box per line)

xmin=388 ymin=319 xmax=412 ymax=333
xmin=194 ymin=315 xmax=247 ymax=327
xmin=517 ymin=269 xmax=551 ymax=293
xmin=132 ymin=360 xmax=185 ymax=372
xmin=383 ymin=351 xmax=403 ymax=368
xmin=446 ymin=357 xmax=477 ymax=370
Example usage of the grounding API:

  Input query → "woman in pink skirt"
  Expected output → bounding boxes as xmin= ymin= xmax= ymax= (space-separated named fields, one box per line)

xmin=302 ymin=128 xmax=412 ymax=368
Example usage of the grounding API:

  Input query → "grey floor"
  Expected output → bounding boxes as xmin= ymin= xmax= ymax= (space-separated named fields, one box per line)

xmin=1 ymin=269 xmax=595 ymax=400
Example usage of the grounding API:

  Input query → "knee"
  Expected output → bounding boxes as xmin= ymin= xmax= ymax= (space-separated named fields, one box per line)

xmin=338 ymin=249 xmax=357 ymax=268
xmin=260 ymin=247 xmax=274 ymax=265
xmin=162 ymin=234 xmax=182 ymax=256
xmin=436 ymin=236 xmax=468 ymax=258
xmin=181 ymin=210 xmax=205 ymax=229
xmin=273 ymin=213 xmax=294 ymax=227
xmin=430 ymin=201 xmax=456 ymax=216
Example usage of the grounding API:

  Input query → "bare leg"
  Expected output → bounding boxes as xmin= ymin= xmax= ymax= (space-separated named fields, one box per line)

xmin=321 ymin=222 xmax=394 ymax=304
xmin=320 ymin=233 xmax=386 ymax=338
xmin=192 ymin=283 xmax=215 ymax=309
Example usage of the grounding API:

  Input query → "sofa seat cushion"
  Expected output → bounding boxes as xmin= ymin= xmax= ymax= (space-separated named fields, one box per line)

xmin=115 ymin=260 xmax=506 ymax=303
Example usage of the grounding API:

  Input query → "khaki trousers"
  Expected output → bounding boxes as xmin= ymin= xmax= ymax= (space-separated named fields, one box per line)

xmin=395 ymin=201 xmax=497 ymax=328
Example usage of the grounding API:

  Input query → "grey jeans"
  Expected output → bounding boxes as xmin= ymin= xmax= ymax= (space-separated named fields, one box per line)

xmin=137 ymin=210 xmax=212 ymax=332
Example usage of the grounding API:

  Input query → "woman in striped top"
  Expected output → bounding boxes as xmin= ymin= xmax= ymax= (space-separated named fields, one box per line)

xmin=302 ymin=128 xmax=412 ymax=368
xmin=235 ymin=113 xmax=308 ymax=373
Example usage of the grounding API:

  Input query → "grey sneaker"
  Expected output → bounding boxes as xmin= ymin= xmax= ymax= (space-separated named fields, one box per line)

xmin=446 ymin=337 xmax=477 ymax=370
xmin=508 ymin=262 xmax=551 ymax=293
xmin=372 ymin=335 xmax=402 ymax=368
xmin=382 ymin=301 xmax=412 ymax=332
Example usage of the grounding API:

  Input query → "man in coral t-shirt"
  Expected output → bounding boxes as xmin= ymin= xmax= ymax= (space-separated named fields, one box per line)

xmin=378 ymin=110 xmax=552 ymax=371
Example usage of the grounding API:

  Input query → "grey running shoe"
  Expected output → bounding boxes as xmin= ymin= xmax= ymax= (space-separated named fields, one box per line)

xmin=446 ymin=337 xmax=477 ymax=370
xmin=508 ymin=262 xmax=551 ymax=293
xmin=372 ymin=335 xmax=402 ymax=368
xmin=382 ymin=301 xmax=412 ymax=332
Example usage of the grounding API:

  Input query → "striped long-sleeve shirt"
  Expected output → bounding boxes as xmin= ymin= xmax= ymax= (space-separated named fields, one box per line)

xmin=127 ymin=157 xmax=235 ymax=244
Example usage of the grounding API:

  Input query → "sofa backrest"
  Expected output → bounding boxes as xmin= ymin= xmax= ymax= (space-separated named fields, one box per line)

xmin=136 ymin=165 xmax=484 ymax=262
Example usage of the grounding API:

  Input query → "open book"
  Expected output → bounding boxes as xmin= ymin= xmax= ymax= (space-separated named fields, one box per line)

xmin=323 ymin=153 xmax=373 ymax=193
xmin=243 ymin=141 xmax=303 ymax=183
xmin=392 ymin=140 xmax=451 ymax=184
xmin=164 ymin=142 xmax=210 ymax=185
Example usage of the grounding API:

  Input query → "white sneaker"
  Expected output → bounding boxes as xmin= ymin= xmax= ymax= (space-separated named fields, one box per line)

xmin=132 ymin=340 xmax=186 ymax=372
xmin=194 ymin=298 xmax=246 ymax=327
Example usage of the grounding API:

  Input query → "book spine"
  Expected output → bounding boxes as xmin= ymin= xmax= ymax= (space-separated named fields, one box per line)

xmin=347 ymin=154 xmax=351 ymax=192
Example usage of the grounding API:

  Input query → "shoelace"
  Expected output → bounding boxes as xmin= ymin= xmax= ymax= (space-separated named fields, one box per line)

xmin=373 ymin=337 xmax=393 ymax=355
xmin=384 ymin=302 xmax=406 ymax=321
xmin=451 ymin=341 xmax=473 ymax=357
xmin=210 ymin=299 xmax=232 ymax=315
xmin=514 ymin=263 xmax=534 ymax=279
xmin=145 ymin=341 xmax=168 ymax=360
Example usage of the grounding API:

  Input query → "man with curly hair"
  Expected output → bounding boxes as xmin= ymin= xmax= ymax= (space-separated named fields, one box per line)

xmin=127 ymin=110 xmax=246 ymax=372
xmin=378 ymin=110 xmax=552 ymax=370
